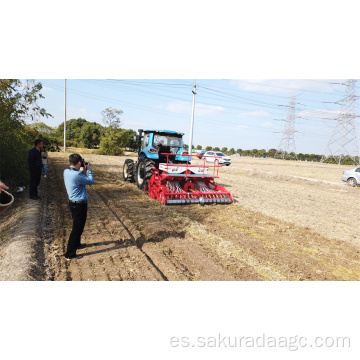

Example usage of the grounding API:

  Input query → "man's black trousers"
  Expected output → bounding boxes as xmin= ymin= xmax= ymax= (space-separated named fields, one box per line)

xmin=65 ymin=202 xmax=87 ymax=258
xmin=29 ymin=167 xmax=42 ymax=197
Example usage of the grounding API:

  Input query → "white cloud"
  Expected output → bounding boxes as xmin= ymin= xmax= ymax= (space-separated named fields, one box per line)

xmin=299 ymin=109 xmax=340 ymax=120
xmin=261 ymin=122 xmax=273 ymax=128
xmin=123 ymin=120 xmax=147 ymax=128
xmin=237 ymin=110 xmax=270 ymax=118
xmin=40 ymin=86 xmax=53 ymax=92
xmin=225 ymin=125 xmax=249 ymax=131
xmin=232 ymin=79 xmax=344 ymax=95
xmin=166 ymin=101 xmax=224 ymax=117
xmin=64 ymin=106 xmax=101 ymax=122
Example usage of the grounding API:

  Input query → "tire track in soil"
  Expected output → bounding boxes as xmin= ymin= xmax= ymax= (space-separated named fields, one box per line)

xmin=92 ymin=174 xmax=261 ymax=281
xmin=93 ymin=170 xmax=360 ymax=281
xmin=44 ymin=157 xmax=164 ymax=281
xmin=172 ymin=203 xmax=360 ymax=280
xmin=85 ymin=188 xmax=168 ymax=281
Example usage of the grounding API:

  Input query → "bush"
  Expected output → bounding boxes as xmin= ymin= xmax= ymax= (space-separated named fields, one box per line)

xmin=0 ymin=117 xmax=32 ymax=188
xmin=98 ymin=135 xmax=124 ymax=155
xmin=0 ymin=80 xmax=51 ymax=189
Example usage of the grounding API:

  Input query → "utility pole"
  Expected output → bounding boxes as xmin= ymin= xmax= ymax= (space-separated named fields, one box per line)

xmin=188 ymin=80 xmax=197 ymax=155
xmin=321 ymin=79 xmax=359 ymax=165
xmin=64 ymin=79 xmax=67 ymax=152
xmin=275 ymin=95 xmax=302 ymax=160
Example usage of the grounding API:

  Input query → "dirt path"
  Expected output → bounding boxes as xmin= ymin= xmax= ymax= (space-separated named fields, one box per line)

xmin=0 ymin=184 xmax=46 ymax=280
xmin=1 ymin=152 xmax=359 ymax=281
xmin=39 ymin=154 xmax=360 ymax=281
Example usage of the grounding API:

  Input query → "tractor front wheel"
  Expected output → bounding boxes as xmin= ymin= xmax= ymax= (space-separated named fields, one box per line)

xmin=123 ymin=159 xmax=135 ymax=182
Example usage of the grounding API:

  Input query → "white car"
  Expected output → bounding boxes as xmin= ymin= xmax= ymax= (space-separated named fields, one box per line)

xmin=204 ymin=151 xmax=232 ymax=166
xmin=341 ymin=167 xmax=360 ymax=186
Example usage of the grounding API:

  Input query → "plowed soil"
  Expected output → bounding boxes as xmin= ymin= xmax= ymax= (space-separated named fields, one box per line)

xmin=35 ymin=152 xmax=360 ymax=281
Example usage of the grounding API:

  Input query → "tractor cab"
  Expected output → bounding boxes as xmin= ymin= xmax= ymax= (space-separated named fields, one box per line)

xmin=138 ymin=129 xmax=189 ymax=164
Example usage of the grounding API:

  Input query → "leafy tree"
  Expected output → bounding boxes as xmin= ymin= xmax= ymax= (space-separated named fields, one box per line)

xmin=0 ymin=80 xmax=51 ymax=188
xmin=236 ymin=148 xmax=242 ymax=154
xmin=289 ymin=152 xmax=297 ymax=160
xmin=205 ymin=146 xmax=212 ymax=151
xmin=98 ymin=133 xmax=124 ymax=155
xmin=267 ymin=148 xmax=277 ymax=158
xmin=55 ymin=118 xmax=87 ymax=145
xmin=259 ymin=149 xmax=267 ymax=157
xmin=101 ymin=107 xmax=123 ymax=134
xmin=27 ymin=122 xmax=55 ymax=136
xmin=80 ymin=122 xmax=102 ymax=149
xmin=25 ymin=122 xmax=60 ymax=152
xmin=97 ymin=129 xmax=136 ymax=155
xmin=117 ymin=129 xmax=137 ymax=149
xmin=221 ymin=147 xmax=228 ymax=154
xmin=228 ymin=148 xmax=235 ymax=155
xmin=183 ymin=144 xmax=189 ymax=150
xmin=0 ymin=80 xmax=50 ymax=121
xmin=213 ymin=147 xmax=220 ymax=151
xmin=196 ymin=145 xmax=202 ymax=150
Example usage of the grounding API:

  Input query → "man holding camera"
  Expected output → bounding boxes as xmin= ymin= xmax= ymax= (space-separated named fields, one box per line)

xmin=63 ymin=153 xmax=95 ymax=260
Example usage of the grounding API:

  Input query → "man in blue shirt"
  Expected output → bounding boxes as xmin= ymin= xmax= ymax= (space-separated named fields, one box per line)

xmin=63 ymin=153 xmax=95 ymax=260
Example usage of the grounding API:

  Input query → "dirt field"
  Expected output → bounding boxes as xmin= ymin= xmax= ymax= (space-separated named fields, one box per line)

xmin=1 ymin=152 xmax=359 ymax=281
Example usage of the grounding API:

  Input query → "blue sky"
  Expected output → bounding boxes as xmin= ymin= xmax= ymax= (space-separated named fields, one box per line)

xmin=35 ymin=79 xmax=359 ymax=154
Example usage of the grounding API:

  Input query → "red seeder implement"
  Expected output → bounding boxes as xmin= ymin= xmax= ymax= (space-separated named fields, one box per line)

xmin=145 ymin=154 xmax=234 ymax=205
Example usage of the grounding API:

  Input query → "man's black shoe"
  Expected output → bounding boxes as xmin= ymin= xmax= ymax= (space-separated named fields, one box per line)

xmin=77 ymin=243 xmax=87 ymax=249
xmin=65 ymin=255 xmax=83 ymax=261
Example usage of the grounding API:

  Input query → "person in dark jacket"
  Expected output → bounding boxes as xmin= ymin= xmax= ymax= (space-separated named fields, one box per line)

xmin=28 ymin=139 xmax=43 ymax=200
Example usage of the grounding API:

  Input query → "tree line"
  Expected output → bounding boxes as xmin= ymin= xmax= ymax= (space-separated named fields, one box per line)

xmin=43 ymin=115 xmax=137 ymax=155
xmin=184 ymin=145 xmax=327 ymax=162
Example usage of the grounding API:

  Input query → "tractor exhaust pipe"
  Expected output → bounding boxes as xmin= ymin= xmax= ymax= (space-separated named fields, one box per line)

xmin=137 ymin=129 xmax=143 ymax=154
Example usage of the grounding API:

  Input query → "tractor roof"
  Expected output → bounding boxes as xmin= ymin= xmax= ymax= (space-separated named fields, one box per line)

xmin=144 ymin=129 xmax=184 ymax=136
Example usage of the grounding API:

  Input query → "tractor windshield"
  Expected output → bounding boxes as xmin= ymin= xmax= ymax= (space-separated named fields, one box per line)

xmin=153 ymin=135 xmax=182 ymax=148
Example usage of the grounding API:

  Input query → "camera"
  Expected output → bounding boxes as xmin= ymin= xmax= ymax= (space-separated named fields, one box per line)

xmin=81 ymin=158 xmax=89 ymax=167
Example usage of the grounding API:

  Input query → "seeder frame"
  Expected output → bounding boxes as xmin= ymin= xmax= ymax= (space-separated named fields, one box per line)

xmin=146 ymin=153 xmax=234 ymax=205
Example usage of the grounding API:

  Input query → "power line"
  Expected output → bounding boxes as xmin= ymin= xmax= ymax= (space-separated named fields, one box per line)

xmin=39 ymin=79 xmax=355 ymax=153
xmin=276 ymin=95 xmax=302 ymax=159
xmin=321 ymin=80 xmax=360 ymax=165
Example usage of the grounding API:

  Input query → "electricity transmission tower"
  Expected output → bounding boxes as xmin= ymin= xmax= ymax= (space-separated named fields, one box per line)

xmin=321 ymin=79 xmax=359 ymax=165
xmin=275 ymin=95 xmax=302 ymax=160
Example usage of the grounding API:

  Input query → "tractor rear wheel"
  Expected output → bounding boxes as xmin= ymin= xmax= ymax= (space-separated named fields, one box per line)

xmin=123 ymin=159 xmax=135 ymax=182
xmin=136 ymin=154 xmax=155 ymax=190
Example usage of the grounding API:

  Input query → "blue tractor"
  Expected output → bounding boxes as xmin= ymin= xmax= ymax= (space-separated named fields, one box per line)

xmin=123 ymin=129 xmax=189 ymax=190
xmin=123 ymin=129 xmax=234 ymax=205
